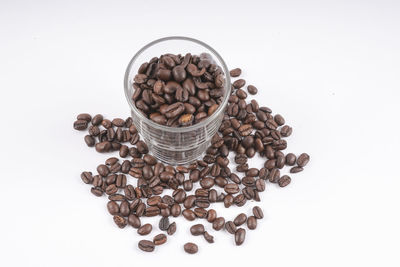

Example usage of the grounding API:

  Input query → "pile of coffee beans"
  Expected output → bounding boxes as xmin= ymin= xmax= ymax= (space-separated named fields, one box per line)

xmin=74 ymin=63 xmax=310 ymax=254
xmin=131 ymin=53 xmax=226 ymax=127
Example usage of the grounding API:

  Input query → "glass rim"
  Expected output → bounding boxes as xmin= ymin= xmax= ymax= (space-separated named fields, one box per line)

xmin=124 ymin=36 xmax=231 ymax=133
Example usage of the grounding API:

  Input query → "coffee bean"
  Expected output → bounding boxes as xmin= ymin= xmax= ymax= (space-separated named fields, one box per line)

xmin=190 ymin=224 xmax=205 ymax=236
xmin=184 ymin=242 xmax=198 ymax=254
xmin=128 ymin=214 xmax=141 ymax=228
xmin=84 ymin=135 xmax=95 ymax=147
xmin=107 ymin=201 xmax=119 ymax=215
xmin=113 ymin=215 xmax=127 ymax=229
xmin=73 ymin=120 xmax=88 ymax=130
xmin=280 ymin=125 xmax=293 ymax=137
xmin=230 ymin=68 xmax=242 ymax=77
xmin=92 ymin=114 xmax=103 ymax=126
xmin=159 ymin=216 xmax=170 ymax=231
xmin=278 ymin=175 xmax=291 ymax=187
xmin=238 ymin=124 xmax=252 ymax=136
xmin=212 ymin=217 xmax=225 ymax=231
xmin=138 ymin=223 xmax=152 ymax=235
xmin=90 ymin=187 xmax=103 ymax=197
xmin=247 ymin=85 xmax=258 ymax=95
xmin=138 ymin=240 xmax=155 ymax=252
xmin=182 ymin=209 xmax=196 ymax=221
xmin=203 ymin=231 xmax=214 ymax=243
xmin=81 ymin=171 xmax=93 ymax=184
xmin=207 ymin=209 xmax=217 ymax=223
xmin=95 ymin=141 xmax=111 ymax=153
xmin=233 ymin=79 xmax=246 ymax=89
xmin=235 ymin=228 xmax=246 ymax=246
xmin=167 ymin=222 xmax=176 ymax=235
xmin=234 ymin=213 xmax=247 ymax=226
xmin=290 ymin=166 xmax=303 ymax=173
xmin=225 ymin=221 xmax=237 ymax=234
xmin=247 ymin=216 xmax=257 ymax=230
xmin=297 ymin=153 xmax=310 ymax=167
xmin=224 ymin=183 xmax=239 ymax=194
xmin=252 ymin=206 xmax=264 ymax=219
xmin=153 ymin=234 xmax=167 ymax=246
xmin=274 ymin=114 xmax=285 ymax=126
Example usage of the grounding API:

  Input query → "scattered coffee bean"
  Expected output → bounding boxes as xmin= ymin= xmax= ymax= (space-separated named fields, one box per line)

xmin=297 ymin=153 xmax=310 ymax=167
xmin=252 ymin=206 xmax=264 ymax=219
xmin=184 ymin=242 xmax=198 ymax=254
xmin=203 ymin=231 xmax=214 ymax=243
xmin=159 ymin=216 xmax=170 ymax=231
xmin=247 ymin=216 xmax=257 ymax=230
xmin=278 ymin=175 xmax=291 ymax=187
xmin=247 ymin=85 xmax=258 ymax=95
xmin=138 ymin=240 xmax=155 ymax=252
xmin=167 ymin=222 xmax=176 ymax=235
xmin=190 ymin=224 xmax=205 ymax=236
xmin=153 ymin=234 xmax=167 ymax=245
xmin=235 ymin=228 xmax=246 ymax=246
xmin=138 ymin=223 xmax=152 ymax=235
xmin=234 ymin=213 xmax=247 ymax=226
xmin=230 ymin=68 xmax=241 ymax=77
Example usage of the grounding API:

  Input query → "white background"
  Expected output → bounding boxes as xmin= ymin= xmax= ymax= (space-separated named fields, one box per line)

xmin=1 ymin=0 xmax=399 ymax=266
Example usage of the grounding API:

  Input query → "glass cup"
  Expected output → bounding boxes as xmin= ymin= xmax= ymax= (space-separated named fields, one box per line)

xmin=124 ymin=36 xmax=231 ymax=165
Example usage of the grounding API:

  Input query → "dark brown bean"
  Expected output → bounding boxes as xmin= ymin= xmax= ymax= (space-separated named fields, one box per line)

xmin=138 ymin=240 xmax=155 ymax=252
xmin=183 ymin=242 xmax=198 ymax=254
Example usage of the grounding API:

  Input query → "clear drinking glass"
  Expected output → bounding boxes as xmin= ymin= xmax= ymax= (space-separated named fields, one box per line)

xmin=124 ymin=36 xmax=231 ymax=165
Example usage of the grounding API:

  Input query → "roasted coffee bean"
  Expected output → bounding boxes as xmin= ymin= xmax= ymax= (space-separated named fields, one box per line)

xmin=90 ymin=187 xmax=103 ymax=197
xmin=247 ymin=216 xmax=257 ymax=230
xmin=280 ymin=125 xmax=293 ymax=137
xmin=276 ymin=156 xmax=285 ymax=169
xmin=233 ymin=79 xmax=246 ymax=89
xmin=252 ymin=206 xmax=264 ymax=219
xmin=247 ymin=85 xmax=258 ymax=95
xmin=297 ymin=153 xmax=310 ymax=167
xmin=81 ymin=171 xmax=93 ymax=184
xmin=274 ymin=114 xmax=285 ymax=126
xmin=138 ymin=240 xmax=155 ymax=252
xmin=182 ymin=209 xmax=196 ymax=221
xmin=73 ymin=119 xmax=88 ymax=130
xmin=238 ymin=124 xmax=252 ymax=136
xmin=170 ymin=204 xmax=181 ymax=217
xmin=190 ymin=224 xmax=205 ymax=236
xmin=212 ymin=217 xmax=225 ymax=231
xmin=128 ymin=214 xmax=141 ymax=228
xmin=200 ymin=177 xmax=215 ymax=189
xmin=225 ymin=221 xmax=237 ymax=234
xmin=234 ymin=213 xmax=247 ymax=226
xmin=230 ymin=68 xmax=242 ymax=77
xmin=107 ymin=201 xmax=119 ymax=215
xmin=290 ymin=166 xmax=303 ymax=173
xmin=193 ymin=208 xmax=207 ymax=218
xmin=207 ymin=209 xmax=217 ymax=223
xmin=183 ymin=242 xmax=198 ymax=254
xmin=84 ymin=135 xmax=95 ymax=147
xmin=255 ymin=179 xmax=266 ymax=192
xmin=167 ymin=222 xmax=176 ymax=235
xmin=224 ymin=183 xmax=239 ymax=194
xmin=138 ymin=223 xmax=152 ymax=235
xmin=246 ymin=168 xmax=259 ymax=177
xmin=95 ymin=141 xmax=111 ymax=153
xmin=285 ymin=153 xmax=297 ymax=166
xmin=113 ymin=215 xmax=127 ymax=229
xmin=203 ymin=231 xmax=214 ymax=243
xmin=278 ymin=175 xmax=291 ymax=187
xmin=184 ymin=195 xmax=196 ymax=209
xmin=159 ymin=216 xmax=170 ymax=231
xmin=101 ymin=119 xmax=112 ymax=129
xmin=153 ymin=234 xmax=167 ymax=246
xmin=136 ymin=141 xmax=149 ymax=154
xmin=235 ymin=228 xmax=246 ymax=246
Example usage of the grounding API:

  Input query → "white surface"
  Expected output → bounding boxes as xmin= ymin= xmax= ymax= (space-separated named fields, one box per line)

xmin=1 ymin=0 xmax=399 ymax=266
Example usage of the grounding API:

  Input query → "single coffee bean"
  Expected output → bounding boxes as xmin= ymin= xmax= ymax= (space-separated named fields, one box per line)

xmin=182 ymin=209 xmax=196 ymax=221
xmin=212 ymin=217 xmax=225 ymax=231
xmin=238 ymin=124 xmax=252 ymax=136
xmin=138 ymin=240 xmax=155 ymax=252
xmin=253 ymin=206 xmax=264 ymax=219
xmin=167 ymin=222 xmax=176 ymax=235
xmin=184 ymin=242 xmax=198 ymax=254
xmin=278 ymin=175 xmax=291 ymax=187
xmin=107 ymin=201 xmax=119 ymax=215
xmin=84 ymin=135 xmax=95 ymax=147
xmin=95 ymin=141 xmax=111 ymax=153
xmin=233 ymin=79 xmax=246 ymax=89
xmin=225 ymin=221 xmax=237 ymax=234
xmin=190 ymin=224 xmax=205 ymax=236
xmin=234 ymin=213 xmax=247 ymax=226
xmin=90 ymin=187 xmax=103 ymax=197
xmin=290 ymin=166 xmax=303 ymax=173
xmin=77 ymin=113 xmax=91 ymax=122
xmin=280 ymin=125 xmax=293 ymax=137
xmin=297 ymin=153 xmax=310 ymax=167
xmin=235 ymin=228 xmax=246 ymax=246
xmin=92 ymin=114 xmax=103 ymax=125
xmin=247 ymin=84 xmax=258 ymax=95
xmin=153 ymin=234 xmax=167 ymax=246
xmin=73 ymin=120 xmax=88 ymax=130
xmin=203 ymin=231 xmax=214 ymax=243
xmin=247 ymin=216 xmax=257 ymax=230
xmin=230 ymin=68 xmax=242 ymax=77
xmin=285 ymin=153 xmax=297 ymax=166
xmin=81 ymin=171 xmax=93 ymax=184
xmin=128 ymin=214 xmax=141 ymax=228
xmin=207 ymin=209 xmax=217 ymax=223
xmin=137 ymin=223 xmax=152 ymax=235
xmin=159 ymin=216 xmax=170 ymax=231
xmin=113 ymin=215 xmax=127 ymax=229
